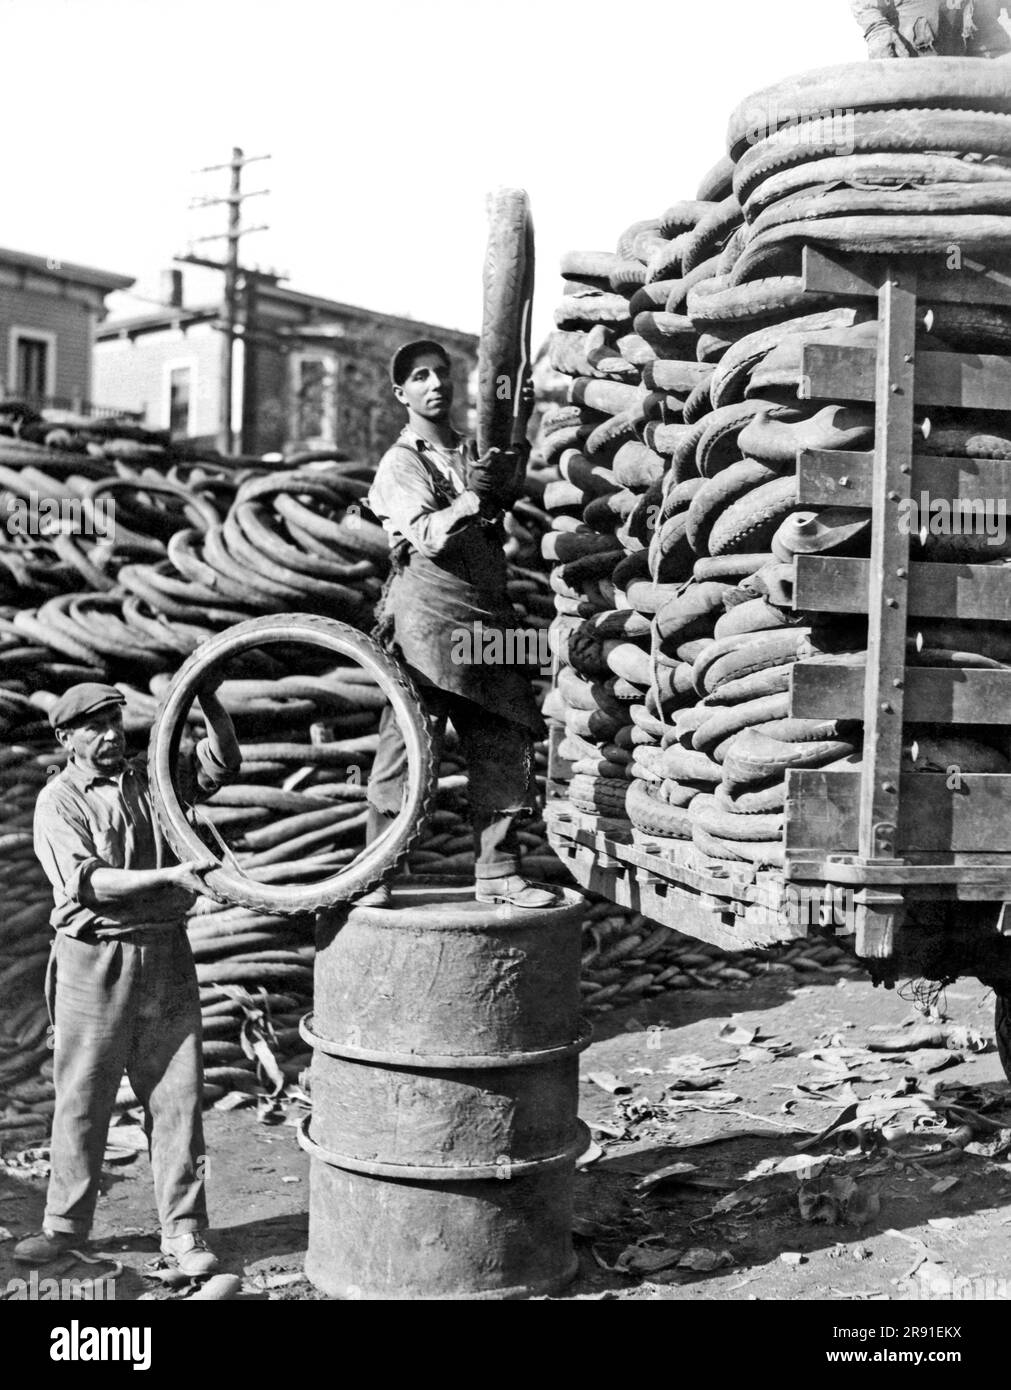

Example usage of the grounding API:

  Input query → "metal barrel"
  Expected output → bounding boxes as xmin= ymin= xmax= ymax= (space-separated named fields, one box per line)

xmin=300 ymin=879 xmax=588 ymax=1300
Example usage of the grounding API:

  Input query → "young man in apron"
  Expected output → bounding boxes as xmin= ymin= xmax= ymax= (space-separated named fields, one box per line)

xmin=362 ymin=339 xmax=557 ymax=910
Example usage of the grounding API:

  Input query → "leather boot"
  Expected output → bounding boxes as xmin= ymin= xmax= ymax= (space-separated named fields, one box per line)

xmin=475 ymin=874 xmax=560 ymax=908
xmin=355 ymin=807 xmax=396 ymax=907
xmin=14 ymin=1229 xmax=83 ymax=1264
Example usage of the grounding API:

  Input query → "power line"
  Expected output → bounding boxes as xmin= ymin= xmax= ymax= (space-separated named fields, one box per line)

xmin=175 ymin=147 xmax=274 ymax=454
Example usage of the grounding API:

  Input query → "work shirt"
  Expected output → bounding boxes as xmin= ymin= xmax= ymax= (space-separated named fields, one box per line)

xmin=34 ymin=740 xmax=236 ymax=940
xmin=366 ymin=425 xmax=545 ymax=736
xmin=368 ymin=427 xmax=484 ymax=559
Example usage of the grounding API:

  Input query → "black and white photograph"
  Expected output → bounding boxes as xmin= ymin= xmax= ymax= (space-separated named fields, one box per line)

xmin=1 ymin=0 xmax=1011 ymax=1354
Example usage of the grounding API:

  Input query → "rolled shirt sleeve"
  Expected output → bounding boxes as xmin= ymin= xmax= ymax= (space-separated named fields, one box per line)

xmin=33 ymin=786 xmax=103 ymax=916
xmin=173 ymin=736 xmax=240 ymax=804
xmin=193 ymin=735 xmax=240 ymax=796
xmin=851 ymin=0 xmax=898 ymax=36
xmin=368 ymin=446 xmax=482 ymax=560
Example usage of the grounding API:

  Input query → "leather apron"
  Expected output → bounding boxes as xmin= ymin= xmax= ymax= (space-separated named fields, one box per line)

xmin=374 ymin=455 xmax=546 ymax=738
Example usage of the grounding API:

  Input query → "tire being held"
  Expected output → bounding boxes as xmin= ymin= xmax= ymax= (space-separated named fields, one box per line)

xmin=149 ymin=615 xmax=435 ymax=914
xmin=477 ymin=188 xmax=536 ymax=456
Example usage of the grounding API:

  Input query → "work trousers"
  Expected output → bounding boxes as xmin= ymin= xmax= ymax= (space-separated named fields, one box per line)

xmin=367 ymin=687 xmax=539 ymax=878
xmin=43 ymin=928 xmax=207 ymax=1239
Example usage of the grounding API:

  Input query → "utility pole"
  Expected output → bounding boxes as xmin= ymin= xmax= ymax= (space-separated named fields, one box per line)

xmin=219 ymin=147 xmax=243 ymax=456
xmin=178 ymin=147 xmax=271 ymax=454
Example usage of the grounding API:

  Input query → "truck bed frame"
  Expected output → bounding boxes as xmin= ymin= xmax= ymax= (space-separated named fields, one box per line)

xmin=547 ymin=246 xmax=1011 ymax=978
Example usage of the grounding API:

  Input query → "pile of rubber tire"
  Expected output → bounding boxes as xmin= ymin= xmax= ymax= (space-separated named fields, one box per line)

xmin=580 ymin=902 xmax=861 ymax=1012
xmin=0 ymin=412 xmax=568 ymax=1146
xmin=543 ymin=58 xmax=1011 ymax=873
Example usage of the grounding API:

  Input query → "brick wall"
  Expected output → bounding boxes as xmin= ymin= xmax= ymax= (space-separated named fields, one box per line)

xmin=0 ymin=285 xmax=93 ymax=401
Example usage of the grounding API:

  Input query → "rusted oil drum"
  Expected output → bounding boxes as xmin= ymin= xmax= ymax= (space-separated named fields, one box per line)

xmin=299 ymin=879 xmax=588 ymax=1300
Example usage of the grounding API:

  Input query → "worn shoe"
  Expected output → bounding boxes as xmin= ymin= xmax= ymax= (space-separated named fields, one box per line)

xmin=160 ymin=1232 xmax=219 ymax=1278
xmin=354 ymin=881 xmax=392 ymax=908
xmin=13 ymin=1229 xmax=83 ymax=1264
xmin=475 ymin=875 xmax=560 ymax=908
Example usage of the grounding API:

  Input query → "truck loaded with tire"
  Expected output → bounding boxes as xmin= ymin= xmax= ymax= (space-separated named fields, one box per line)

xmin=539 ymin=57 xmax=1011 ymax=1073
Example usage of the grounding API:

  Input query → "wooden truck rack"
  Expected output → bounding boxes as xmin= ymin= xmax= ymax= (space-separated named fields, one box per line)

xmin=547 ymin=245 xmax=1011 ymax=969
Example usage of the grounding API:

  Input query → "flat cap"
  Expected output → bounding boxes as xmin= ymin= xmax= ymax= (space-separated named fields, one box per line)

xmin=389 ymin=338 xmax=450 ymax=386
xmin=49 ymin=682 xmax=126 ymax=730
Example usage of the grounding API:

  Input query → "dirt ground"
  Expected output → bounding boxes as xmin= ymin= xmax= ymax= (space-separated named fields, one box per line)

xmin=3 ymin=963 xmax=1010 ymax=1304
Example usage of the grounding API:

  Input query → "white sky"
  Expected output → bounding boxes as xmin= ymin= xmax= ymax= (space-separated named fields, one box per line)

xmin=3 ymin=0 xmax=864 ymax=347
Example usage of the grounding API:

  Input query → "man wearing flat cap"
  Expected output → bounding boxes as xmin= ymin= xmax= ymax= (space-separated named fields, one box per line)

xmin=15 ymin=681 xmax=240 ymax=1275
xmin=361 ymin=338 xmax=556 ymax=909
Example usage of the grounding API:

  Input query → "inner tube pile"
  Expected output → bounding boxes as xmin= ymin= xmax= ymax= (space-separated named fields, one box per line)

xmin=544 ymin=57 xmax=1011 ymax=873
xmin=0 ymin=409 xmax=570 ymax=1144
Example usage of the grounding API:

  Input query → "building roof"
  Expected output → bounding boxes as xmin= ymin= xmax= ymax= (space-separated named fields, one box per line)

xmin=258 ymin=282 xmax=478 ymax=346
xmin=0 ymin=246 xmax=134 ymax=293
xmin=96 ymin=306 xmax=219 ymax=338
xmin=97 ymin=276 xmax=477 ymax=347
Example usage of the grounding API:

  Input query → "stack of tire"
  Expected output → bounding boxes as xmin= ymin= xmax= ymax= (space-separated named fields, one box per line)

xmin=580 ymin=902 xmax=861 ymax=1012
xmin=0 ymin=740 xmax=55 ymax=1150
xmin=0 ymin=415 xmax=571 ymax=1144
xmin=546 ymin=57 xmax=1011 ymax=874
xmin=543 ymin=200 xmax=723 ymax=836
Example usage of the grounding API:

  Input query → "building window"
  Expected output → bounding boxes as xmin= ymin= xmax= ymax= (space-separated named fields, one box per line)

xmin=163 ymin=359 xmax=196 ymax=439
xmin=8 ymin=328 xmax=57 ymax=401
xmin=168 ymin=365 xmax=191 ymax=438
xmin=290 ymin=353 xmax=337 ymax=445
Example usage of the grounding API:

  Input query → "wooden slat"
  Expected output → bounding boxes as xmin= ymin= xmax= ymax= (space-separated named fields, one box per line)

xmin=795 ymin=449 xmax=873 ymax=506
xmin=785 ymin=769 xmax=1011 ymax=854
xmin=858 ymin=267 xmax=917 ymax=866
xmin=801 ymin=246 xmax=1011 ymax=309
xmin=785 ymin=855 xmax=1011 ymax=894
xmin=795 ymin=555 xmax=1011 ymax=622
xmin=789 ymin=662 xmax=865 ymax=718
xmin=548 ymin=805 xmax=784 ymax=907
xmin=802 ymin=343 xmax=1011 ymax=412
xmin=919 ymin=258 xmax=1011 ymax=308
xmin=797 ymin=449 xmax=1011 ymax=510
xmin=800 ymin=344 xmax=877 ymax=401
xmin=545 ymin=814 xmax=807 ymax=949
xmin=911 ymin=353 xmax=1011 ymax=413
xmin=790 ymin=660 xmax=1011 ymax=724
xmin=854 ymin=889 xmax=903 ymax=959
xmin=548 ymin=802 xmax=1011 ymax=904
